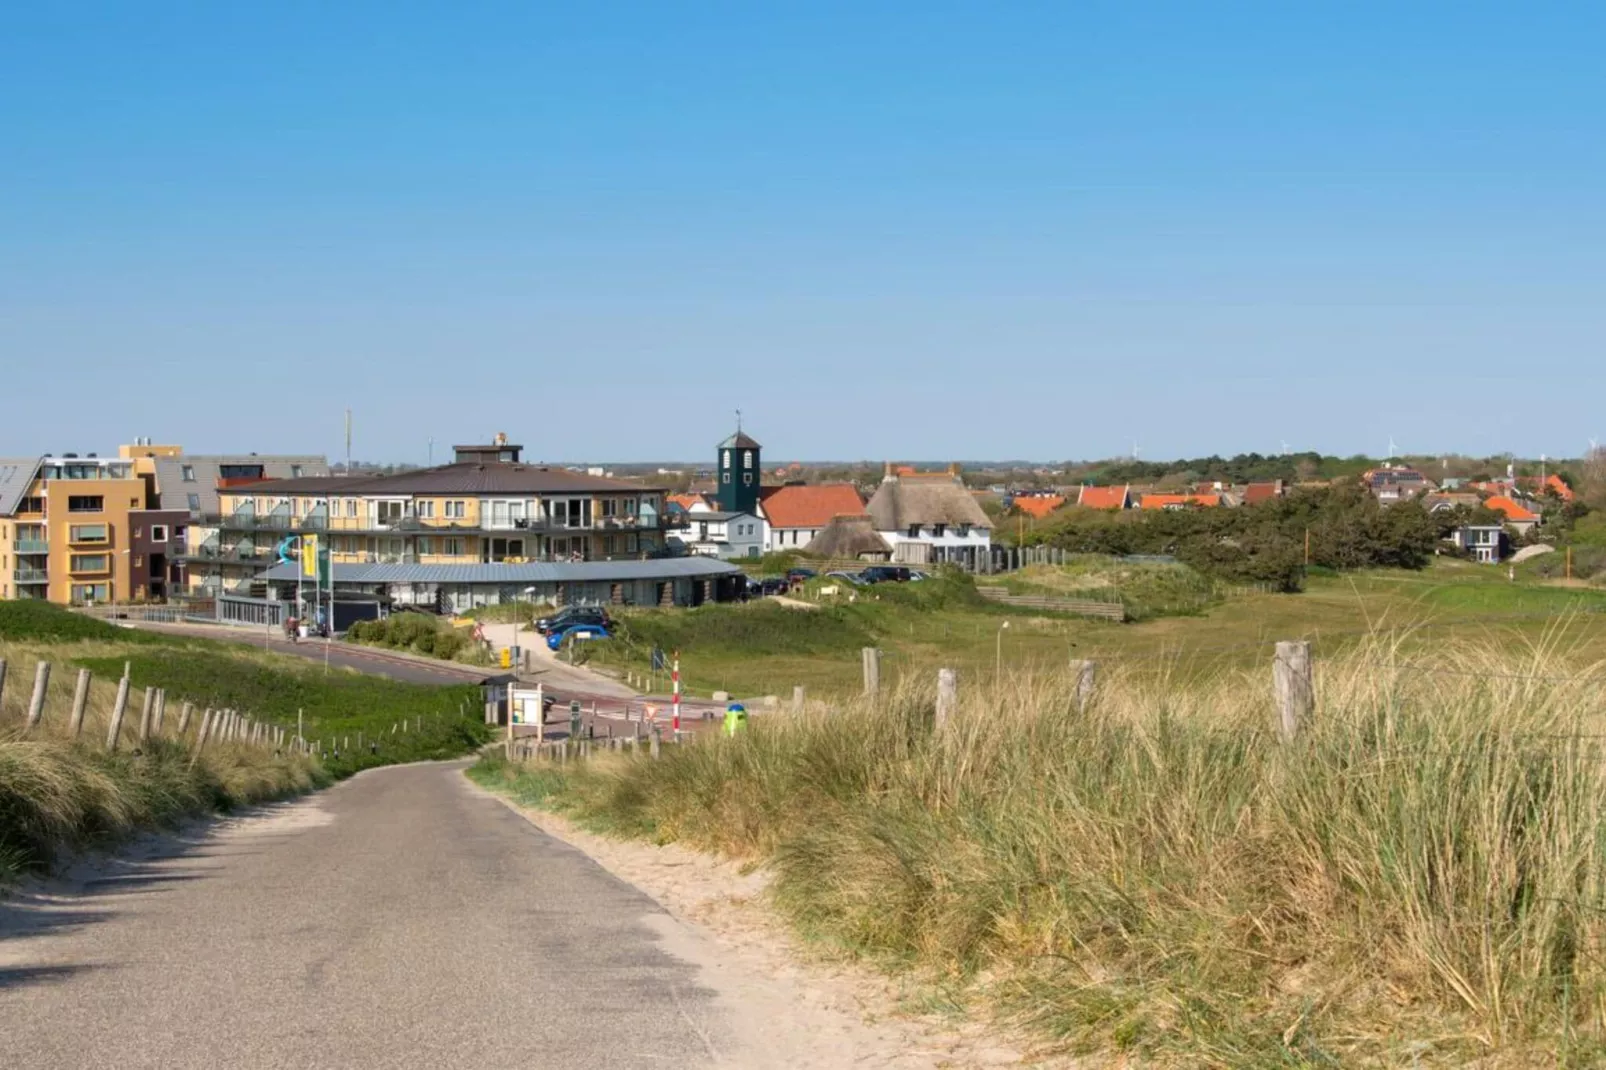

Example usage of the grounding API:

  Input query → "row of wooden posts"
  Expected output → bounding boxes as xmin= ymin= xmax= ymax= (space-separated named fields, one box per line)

xmin=512 ymin=638 xmax=1319 ymax=767
xmin=511 ymin=729 xmax=668 ymax=763
xmin=857 ymin=641 xmax=1315 ymax=738
xmin=0 ymin=657 xmax=445 ymax=758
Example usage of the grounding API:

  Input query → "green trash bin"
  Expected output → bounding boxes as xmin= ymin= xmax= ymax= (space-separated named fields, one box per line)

xmin=723 ymin=703 xmax=748 ymax=737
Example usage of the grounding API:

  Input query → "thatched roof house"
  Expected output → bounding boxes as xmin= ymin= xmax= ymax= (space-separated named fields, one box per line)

xmin=802 ymin=514 xmax=893 ymax=561
xmin=866 ymin=472 xmax=993 ymax=533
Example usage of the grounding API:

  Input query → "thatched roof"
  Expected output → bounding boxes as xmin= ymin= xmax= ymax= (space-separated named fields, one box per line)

xmin=803 ymin=514 xmax=893 ymax=561
xmin=866 ymin=477 xmax=992 ymax=531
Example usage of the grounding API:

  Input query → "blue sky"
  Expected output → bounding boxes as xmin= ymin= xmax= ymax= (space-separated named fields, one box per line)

xmin=2 ymin=2 xmax=1602 ymax=464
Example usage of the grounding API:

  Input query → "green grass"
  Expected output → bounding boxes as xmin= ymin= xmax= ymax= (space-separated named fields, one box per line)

xmin=473 ymin=637 xmax=1606 ymax=1067
xmin=581 ymin=560 xmax=1606 ymax=701
xmin=1 ymin=602 xmax=491 ymax=881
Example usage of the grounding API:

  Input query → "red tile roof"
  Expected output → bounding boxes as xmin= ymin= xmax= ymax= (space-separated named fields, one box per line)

xmin=1140 ymin=492 xmax=1221 ymax=510
xmin=1013 ymin=495 xmax=1064 ymax=519
xmin=758 ymin=483 xmax=865 ymax=529
xmin=1077 ymin=485 xmax=1130 ymax=510
xmin=1483 ymin=495 xmax=1539 ymax=522
xmin=667 ymin=493 xmax=712 ymax=512
xmin=1243 ymin=481 xmax=1284 ymax=505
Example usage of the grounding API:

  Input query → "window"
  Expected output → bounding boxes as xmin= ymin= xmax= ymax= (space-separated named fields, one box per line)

xmin=743 ymin=472 xmax=752 ymax=485
xmin=181 ymin=465 xmax=196 ymax=482
xmin=626 ymin=534 xmax=638 ymax=553
xmin=187 ymin=493 xmax=201 ymax=511
xmin=417 ymin=500 xmax=435 ymax=519
xmin=416 ymin=536 xmax=434 ymax=555
xmin=341 ymin=498 xmax=355 ymax=517
xmin=445 ymin=500 xmax=466 ymax=519
xmin=70 ymin=583 xmax=109 ymax=603
xmin=19 ymin=496 xmax=44 ymax=514
xmin=908 ymin=525 xmax=922 ymax=538
xmin=932 ymin=524 xmax=947 ymax=537
xmin=70 ymin=554 xmax=110 ymax=572
xmin=722 ymin=472 xmax=731 ymax=484
xmin=722 ymin=450 xmax=731 ymax=469
xmin=68 ymin=495 xmax=103 ymax=513
xmin=743 ymin=450 xmax=753 ymax=468
xmin=442 ymin=537 xmax=464 ymax=556
xmin=290 ymin=465 xmax=303 ymax=478
xmin=69 ymin=524 xmax=108 ymax=543
xmin=956 ymin=524 xmax=970 ymax=537
xmin=601 ymin=498 xmax=618 ymax=517
xmin=377 ymin=501 xmax=404 ymax=523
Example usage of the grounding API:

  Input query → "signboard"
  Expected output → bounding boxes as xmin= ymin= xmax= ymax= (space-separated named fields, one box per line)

xmin=510 ymin=687 xmax=543 ymax=726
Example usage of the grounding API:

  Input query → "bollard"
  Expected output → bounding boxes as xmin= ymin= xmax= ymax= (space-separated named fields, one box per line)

xmin=1071 ymin=660 xmax=1096 ymax=713
xmin=935 ymin=668 xmax=957 ymax=730
xmin=1273 ymin=641 xmax=1314 ymax=741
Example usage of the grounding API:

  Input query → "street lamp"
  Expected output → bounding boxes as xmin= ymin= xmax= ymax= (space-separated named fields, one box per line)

xmin=996 ymin=619 xmax=1010 ymax=679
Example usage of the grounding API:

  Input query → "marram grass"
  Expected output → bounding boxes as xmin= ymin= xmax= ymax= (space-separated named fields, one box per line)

xmin=476 ymin=632 xmax=1606 ymax=1067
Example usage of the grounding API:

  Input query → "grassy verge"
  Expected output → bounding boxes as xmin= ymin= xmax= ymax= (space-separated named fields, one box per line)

xmin=1 ymin=603 xmax=490 ymax=883
xmin=471 ymin=635 xmax=1606 ymax=1066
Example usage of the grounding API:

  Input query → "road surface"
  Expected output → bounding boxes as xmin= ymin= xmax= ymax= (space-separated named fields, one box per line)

xmin=0 ymin=763 xmax=756 ymax=1069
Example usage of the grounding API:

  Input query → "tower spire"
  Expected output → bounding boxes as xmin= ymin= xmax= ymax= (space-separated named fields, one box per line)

xmin=735 ymin=407 xmax=742 ymax=432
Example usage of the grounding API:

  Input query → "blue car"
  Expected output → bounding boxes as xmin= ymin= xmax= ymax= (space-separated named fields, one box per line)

xmin=546 ymin=622 xmax=611 ymax=652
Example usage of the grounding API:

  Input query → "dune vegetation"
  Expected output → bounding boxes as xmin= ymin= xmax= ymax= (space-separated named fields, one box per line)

xmin=475 ymin=630 xmax=1606 ymax=1066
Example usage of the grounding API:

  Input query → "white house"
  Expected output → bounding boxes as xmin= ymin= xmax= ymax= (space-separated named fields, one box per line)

xmin=667 ymin=511 xmax=765 ymax=560
xmin=865 ymin=463 xmax=992 ymax=569
xmin=758 ymin=483 xmax=866 ymax=553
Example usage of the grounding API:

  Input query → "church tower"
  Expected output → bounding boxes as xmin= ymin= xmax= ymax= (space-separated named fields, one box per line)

xmin=716 ymin=422 xmax=761 ymax=515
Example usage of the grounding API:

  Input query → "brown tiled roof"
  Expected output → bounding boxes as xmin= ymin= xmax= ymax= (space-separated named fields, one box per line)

xmin=1243 ymin=481 xmax=1284 ymax=505
xmin=758 ymin=483 xmax=865 ymax=528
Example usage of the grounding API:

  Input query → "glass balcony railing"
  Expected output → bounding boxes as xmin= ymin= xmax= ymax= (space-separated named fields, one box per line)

xmin=15 ymin=568 xmax=49 ymax=583
xmin=15 ymin=539 xmax=49 ymax=553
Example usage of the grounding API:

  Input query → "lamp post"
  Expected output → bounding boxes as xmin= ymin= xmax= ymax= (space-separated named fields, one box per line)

xmin=996 ymin=619 xmax=1010 ymax=679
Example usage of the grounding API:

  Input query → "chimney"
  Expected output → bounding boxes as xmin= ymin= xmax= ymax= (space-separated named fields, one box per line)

xmin=948 ymin=462 xmax=962 ymax=478
xmin=883 ymin=461 xmax=895 ymax=481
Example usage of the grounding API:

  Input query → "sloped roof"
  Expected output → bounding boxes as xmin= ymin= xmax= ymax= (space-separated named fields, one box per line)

xmin=667 ymin=493 xmax=713 ymax=513
xmin=718 ymin=430 xmax=761 ymax=450
xmin=758 ymin=483 xmax=865 ymax=528
xmin=154 ymin=455 xmax=331 ymax=515
xmin=1243 ymin=481 xmax=1284 ymax=505
xmin=866 ymin=479 xmax=992 ymax=530
xmin=1077 ymin=485 xmax=1130 ymax=510
xmin=260 ymin=557 xmax=739 ymax=585
xmin=1140 ymin=493 xmax=1221 ymax=510
xmin=225 ymin=461 xmax=644 ymax=501
xmin=802 ymin=514 xmax=892 ymax=560
xmin=1484 ymin=495 xmax=1540 ymax=522
xmin=0 ymin=457 xmax=43 ymax=516
xmin=1012 ymin=495 xmax=1065 ymax=519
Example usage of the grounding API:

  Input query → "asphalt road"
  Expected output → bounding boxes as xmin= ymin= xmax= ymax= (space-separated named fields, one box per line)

xmin=0 ymin=762 xmax=742 ymax=1069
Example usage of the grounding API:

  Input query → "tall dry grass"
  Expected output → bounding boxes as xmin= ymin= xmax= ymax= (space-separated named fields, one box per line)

xmin=487 ymin=631 xmax=1606 ymax=1065
xmin=0 ymin=641 xmax=327 ymax=881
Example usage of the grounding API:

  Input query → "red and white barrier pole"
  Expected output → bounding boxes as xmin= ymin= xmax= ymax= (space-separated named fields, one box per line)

xmin=671 ymin=650 xmax=681 ymax=732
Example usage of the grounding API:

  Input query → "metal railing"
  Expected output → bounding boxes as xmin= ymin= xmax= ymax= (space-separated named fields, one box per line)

xmin=14 ymin=568 xmax=49 ymax=582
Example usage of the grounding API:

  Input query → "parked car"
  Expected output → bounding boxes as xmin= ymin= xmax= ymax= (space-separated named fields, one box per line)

xmin=534 ymin=606 xmax=610 ymax=634
xmin=785 ymin=567 xmax=818 ymax=584
xmin=859 ymin=566 xmax=912 ymax=584
xmin=546 ymin=621 xmax=612 ymax=652
xmin=824 ymin=570 xmax=865 ymax=585
xmin=760 ymin=577 xmax=790 ymax=596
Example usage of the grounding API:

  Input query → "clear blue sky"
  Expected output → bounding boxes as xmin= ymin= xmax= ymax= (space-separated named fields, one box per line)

xmin=3 ymin=2 xmax=1602 ymax=465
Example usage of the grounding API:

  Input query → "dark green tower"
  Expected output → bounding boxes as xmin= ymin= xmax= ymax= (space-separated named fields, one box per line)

xmin=716 ymin=426 xmax=761 ymax=515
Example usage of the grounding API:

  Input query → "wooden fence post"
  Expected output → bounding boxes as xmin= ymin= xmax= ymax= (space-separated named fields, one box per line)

xmin=935 ymin=668 xmax=957 ymax=730
xmin=1273 ymin=641 xmax=1314 ymax=742
xmin=196 ymin=708 xmax=214 ymax=746
xmin=1072 ymin=660 xmax=1097 ymax=712
xmin=152 ymin=689 xmax=167 ymax=737
xmin=68 ymin=668 xmax=92 ymax=740
xmin=861 ymin=647 xmax=881 ymax=696
xmin=106 ymin=675 xmax=132 ymax=751
xmin=137 ymin=686 xmax=155 ymax=743
xmin=650 ymin=723 xmax=661 ymax=760
xmin=25 ymin=661 xmax=52 ymax=732
xmin=792 ymin=685 xmax=805 ymax=713
xmin=177 ymin=702 xmax=194 ymax=735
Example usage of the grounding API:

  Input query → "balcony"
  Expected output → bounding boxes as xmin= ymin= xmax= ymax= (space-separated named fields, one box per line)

xmin=15 ymin=568 xmax=49 ymax=584
xmin=67 ymin=527 xmax=110 ymax=546
xmin=15 ymin=538 xmax=49 ymax=554
xmin=185 ymin=545 xmax=275 ymax=563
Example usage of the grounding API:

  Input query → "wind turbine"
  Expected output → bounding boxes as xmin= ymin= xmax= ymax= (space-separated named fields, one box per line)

xmin=1131 ymin=441 xmax=1142 ymax=462
xmin=1387 ymin=436 xmax=1398 ymax=463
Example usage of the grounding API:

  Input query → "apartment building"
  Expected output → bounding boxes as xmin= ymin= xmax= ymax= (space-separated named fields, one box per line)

xmin=204 ymin=438 xmax=667 ymax=591
xmin=0 ymin=453 xmax=157 ymax=604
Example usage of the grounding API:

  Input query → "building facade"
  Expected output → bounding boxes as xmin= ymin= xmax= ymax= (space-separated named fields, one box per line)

xmin=865 ymin=463 xmax=993 ymax=568
xmin=205 ymin=440 xmax=668 ymax=596
xmin=0 ymin=454 xmax=149 ymax=604
xmin=667 ymin=511 xmax=764 ymax=559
